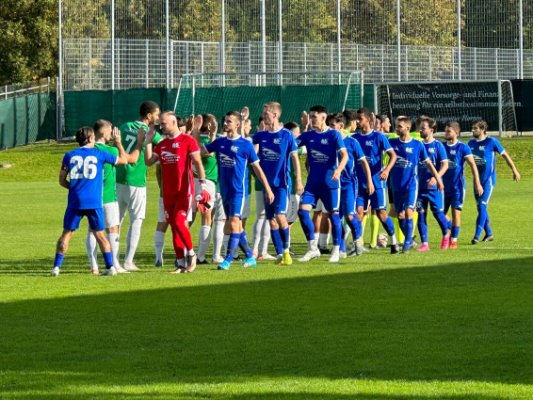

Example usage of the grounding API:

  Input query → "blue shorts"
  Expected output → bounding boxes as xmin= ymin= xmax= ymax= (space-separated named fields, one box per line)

xmin=417 ymin=190 xmax=444 ymax=213
xmin=300 ymin=185 xmax=340 ymax=213
xmin=474 ymin=181 xmax=494 ymax=206
xmin=63 ymin=207 xmax=105 ymax=231
xmin=356 ymin=186 xmax=388 ymax=211
xmin=340 ymin=180 xmax=357 ymax=217
xmin=393 ymin=190 xmax=417 ymax=214
xmin=444 ymin=188 xmax=466 ymax=212
xmin=265 ymin=187 xmax=289 ymax=220
xmin=222 ymin=193 xmax=246 ymax=219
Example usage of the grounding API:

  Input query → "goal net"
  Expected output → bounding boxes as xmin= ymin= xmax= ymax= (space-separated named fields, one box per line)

xmin=375 ymin=80 xmax=518 ymax=137
xmin=172 ymin=71 xmax=363 ymax=125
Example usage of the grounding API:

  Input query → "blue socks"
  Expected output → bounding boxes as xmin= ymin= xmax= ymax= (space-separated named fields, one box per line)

xmin=382 ymin=217 xmax=395 ymax=237
xmin=298 ymin=209 xmax=315 ymax=241
xmin=238 ymin=231 xmax=253 ymax=259
xmin=271 ymin=228 xmax=283 ymax=255
xmin=103 ymin=251 xmax=113 ymax=269
xmin=225 ymin=233 xmax=241 ymax=262
xmin=329 ymin=213 xmax=342 ymax=246
xmin=451 ymin=225 xmax=460 ymax=240
xmin=418 ymin=212 xmax=428 ymax=243
xmin=474 ymin=204 xmax=488 ymax=239
xmin=54 ymin=253 xmax=64 ymax=268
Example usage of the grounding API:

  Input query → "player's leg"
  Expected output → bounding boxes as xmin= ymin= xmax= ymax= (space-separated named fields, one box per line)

xmin=369 ymin=211 xmax=380 ymax=249
xmin=400 ymin=190 xmax=417 ymax=253
xmin=85 ymin=229 xmax=99 ymax=273
xmin=319 ymin=188 xmax=342 ymax=262
xmin=449 ymin=188 xmax=465 ymax=248
xmin=272 ymin=188 xmax=292 ymax=265
xmin=154 ymin=197 xmax=168 ymax=267
xmin=373 ymin=188 xmax=398 ymax=253
xmin=195 ymin=180 xmax=216 ymax=263
xmin=88 ymin=208 xmax=116 ymax=275
xmin=252 ymin=190 xmax=266 ymax=257
xmin=416 ymin=196 xmax=430 ymax=251
xmin=103 ymin=201 xmax=125 ymax=272
xmin=472 ymin=182 xmax=494 ymax=243
xmin=297 ymin=189 xmax=321 ymax=262
xmin=53 ymin=208 xmax=83 ymax=276
xmin=124 ymin=186 xmax=146 ymax=271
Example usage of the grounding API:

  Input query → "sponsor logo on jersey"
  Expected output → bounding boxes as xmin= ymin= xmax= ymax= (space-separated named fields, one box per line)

xmin=172 ymin=142 xmax=180 ymax=149
xmin=273 ymin=138 xmax=281 ymax=145
xmin=321 ymin=139 xmax=328 ymax=145
xmin=450 ymin=150 xmax=456 ymax=156
xmin=365 ymin=140 xmax=373 ymax=147
xmin=161 ymin=150 xmax=179 ymax=164
xmin=262 ymin=147 xmax=280 ymax=161
xmin=231 ymin=146 xmax=239 ymax=153
xmin=428 ymin=148 xmax=435 ymax=154
xmin=406 ymin=147 xmax=413 ymax=154
xmin=395 ymin=156 xmax=411 ymax=169
xmin=310 ymin=149 xmax=329 ymax=163
xmin=219 ymin=153 xmax=236 ymax=167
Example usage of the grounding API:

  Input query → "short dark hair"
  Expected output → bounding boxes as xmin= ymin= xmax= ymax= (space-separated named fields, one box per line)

xmin=342 ymin=109 xmax=358 ymax=124
xmin=75 ymin=126 xmax=94 ymax=146
xmin=176 ymin=116 xmax=186 ymax=128
xmin=356 ymin=107 xmax=373 ymax=120
xmin=309 ymin=105 xmax=328 ymax=114
xmin=284 ymin=121 xmax=299 ymax=131
xmin=327 ymin=113 xmax=345 ymax=126
xmin=200 ymin=114 xmax=217 ymax=133
xmin=139 ymin=101 xmax=159 ymax=118
xmin=445 ymin=121 xmax=461 ymax=133
xmin=93 ymin=119 xmax=112 ymax=134
xmin=472 ymin=119 xmax=488 ymax=132
xmin=225 ymin=111 xmax=241 ymax=120
xmin=376 ymin=114 xmax=389 ymax=124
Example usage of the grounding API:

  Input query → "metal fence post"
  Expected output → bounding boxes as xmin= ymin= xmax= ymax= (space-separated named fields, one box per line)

xmin=88 ymin=38 xmax=92 ymax=89
xmin=474 ymin=47 xmax=478 ymax=80
xmin=165 ymin=0 xmax=170 ymax=89
xmin=396 ymin=0 xmax=401 ymax=81
xmin=145 ymin=39 xmax=149 ymax=88
xmin=111 ymin=0 xmax=115 ymax=90
xmin=457 ymin=0 xmax=462 ymax=80
xmin=278 ymin=0 xmax=283 ymax=85
xmin=429 ymin=47 xmax=433 ymax=80
xmin=519 ymin=0 xmax=524 ymax=79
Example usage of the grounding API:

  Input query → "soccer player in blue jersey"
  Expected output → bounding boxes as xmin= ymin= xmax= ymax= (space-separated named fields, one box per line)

xmin=389 ymin=116 xmax=444 ymax=253
xmin=353 ymin=108 xmax=400 ymax=254
xmin=442 ymin=121 xmax=483 ymax=249
xmin=328 ymin=113 xmax=374 ymax=256
xmin=253 ymin=102 xmax=303 ymax=265
xmin=416 ymin=116 xmax=450 ymax=251
xmin=52 ymin=126 xmax=130 ymax=276
xmin=468 ymin=120 xmax=520 ymax=244
xmin=202 ymin=111 xmax=274 ymax=270
xmin=296 ymin=105 xmax=348 ymax=263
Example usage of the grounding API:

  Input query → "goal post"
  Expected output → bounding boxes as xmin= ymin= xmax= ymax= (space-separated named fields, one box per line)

xmin=171 ymin=71 xmax=364 ymax=125
xmin=374 ymin=80 xmax=518 ymax=137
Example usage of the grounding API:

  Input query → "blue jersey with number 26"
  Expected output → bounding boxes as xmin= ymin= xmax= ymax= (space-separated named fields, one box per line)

xmin=62 ymin=147 xmax=117 ymax=210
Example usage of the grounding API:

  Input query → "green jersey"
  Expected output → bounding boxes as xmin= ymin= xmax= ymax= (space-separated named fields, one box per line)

xmin=95 ymin=143 xmax=119 ymax=204
xmin=115 ymin=121 xmax=163 ymax=187
xmin=196 ymin=134 xmax=218 ymax=182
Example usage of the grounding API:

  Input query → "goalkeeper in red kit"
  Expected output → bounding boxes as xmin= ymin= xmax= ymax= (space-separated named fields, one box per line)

xmin=143 ymin=112 xmax=211 ymax=273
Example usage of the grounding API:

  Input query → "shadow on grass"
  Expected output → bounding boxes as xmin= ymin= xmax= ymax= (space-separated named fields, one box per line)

xmin=0 ymin=257 xmax=532 ymax=399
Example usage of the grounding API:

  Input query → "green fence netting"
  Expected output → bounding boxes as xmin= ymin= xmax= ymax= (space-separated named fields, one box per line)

xmin=0 ymin=92 xmax=56 ymax=149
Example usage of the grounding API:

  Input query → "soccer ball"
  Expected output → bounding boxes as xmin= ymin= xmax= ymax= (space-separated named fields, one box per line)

xmin=377 ymin=233 xmax=388 ymax=248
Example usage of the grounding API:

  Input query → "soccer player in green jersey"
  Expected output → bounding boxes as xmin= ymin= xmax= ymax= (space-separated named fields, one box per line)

xmin=85 ymin=119 xmax=143 ymax=274
xmin=116 ymin=101 xmax=163 ymax=271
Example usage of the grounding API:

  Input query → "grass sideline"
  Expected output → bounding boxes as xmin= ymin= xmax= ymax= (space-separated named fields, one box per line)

xmin=0 ymin=140 xmax=532 ymax=399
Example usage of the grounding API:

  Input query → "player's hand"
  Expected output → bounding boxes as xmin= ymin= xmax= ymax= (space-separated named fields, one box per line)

xmin=475 ymin=182 xmax=484 ymax=196
xmin=185 ymin=114 xmax=194 ymax=133
xmin=436 ymin=177 xmax=444 ymax=191
xmin=193 ymin=114 xmax=203 ymax=133
xmin=427 ymin=177 xmax=437 ymax=188
xmin=301 ymin=111 xmax=309 ymax=130
xmin=367 ymin=181 xmax=375 ymax=196
xmin=379 ymin=169 xmax=390 ymax=181
xmin=331 ymin=168 xmax=342 ymax=181
xmin=265 ymin=189 xmax=275 ymax=204
xmin=112 ymin=126 xmax=122 ymax=144
xmin=513 ymin=170 xmax=521 ymax=182
xmin=295 ymin=180 xmax=304 ymax=195
xmin=240 ymin=106 xmax=250 ymax=121
xmin=144 ymin=126 xmax=155 ymax=144
xmin=136 ymin=128 xmax=146 ymax=144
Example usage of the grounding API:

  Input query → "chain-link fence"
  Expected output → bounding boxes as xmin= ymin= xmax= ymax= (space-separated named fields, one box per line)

xmin=59 ymin=0 xmax=533 ymax=91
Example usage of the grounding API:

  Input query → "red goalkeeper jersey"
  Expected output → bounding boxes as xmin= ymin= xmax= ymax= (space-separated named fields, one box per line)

xmin=153 ymin=134 xmax=199 ymax=202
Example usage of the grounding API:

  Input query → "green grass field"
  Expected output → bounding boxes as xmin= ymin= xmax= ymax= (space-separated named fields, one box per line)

xmin=0 ymin=139 xmax=532 ymax=399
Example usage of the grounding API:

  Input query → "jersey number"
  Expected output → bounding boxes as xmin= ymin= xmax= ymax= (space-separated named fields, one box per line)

xmin=70 ymin=156 xmax=98 ymax=179
xmin=124 ymin=134 xmax=137 ymax=153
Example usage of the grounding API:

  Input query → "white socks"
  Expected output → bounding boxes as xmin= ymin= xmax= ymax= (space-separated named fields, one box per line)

xmin=85 ymin=232 xmax=98 ymax=269
xmin=125 ymin=218 xmax=143 ymax=264
xmin=108 ymin=232 xmax=120 ymax=268
xmin=212 ymin=219 xmax=225 ymax=261
xmin=154 ymin=230 xmax=165 ymax=263
xmin=197 ymin=225 xmax=212 ymax=261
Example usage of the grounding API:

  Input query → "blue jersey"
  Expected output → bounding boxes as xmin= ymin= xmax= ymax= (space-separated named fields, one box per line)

xmin=253 ymin=128 xmax=297 ymax=189
xmin=297 ymin=128 xmax=345 ymax=189
xmin=389 ymin=138 xmax=428 ymax=192
xmin=468 ymin=137 xmax=505 ymax=186
xmin=62 ymin=147 xmax=117 ymax=209
xmin=419 ymin=139 xmax=448 ymax=192
xmin=204 ymin=136 xmax=259 ymax=198
xmin=341 ymin=136 xmax=366 ymax=186
xmin=442 ymin=141 xmax=473 ymax=193
xmin=353 ymin=130 xmax=393 ymax=190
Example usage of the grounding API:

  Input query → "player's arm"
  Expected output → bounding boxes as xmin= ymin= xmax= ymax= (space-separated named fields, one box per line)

xmin=143 ymin=127 xmax=159 ymax=166
xmin=59 ymin=165 xmax=69 ymax=189
xmin=424 ymin=158 xmax=444 ymax=191
xmin=427 ymin=159 xmax=448 ymax=188
xmin=192 ymin=114 xmax=203 ymax=143
xmin=112 ymin=127 xmax=134 ymax=165
xmin=300 ymin=111 xmax=309 ymax=132
xmin=290 ymin=151 xmax=304 ymax=195
xmin=359 ymin=156 xmax=375 ymax=195
xmin=465 ymin=155 xmax=484 ymax=196
xmin=501 ymin=152 xmax=521 ymax=182
xmin=380 ymin=148 xmax=397 ymax=181
xmin=332 ymin=148 xmax=348 ymax=181
xmin=251 ymin=162 xmax=274 ymax=204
